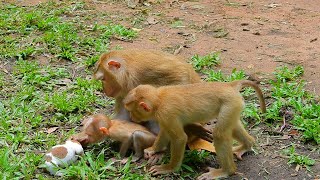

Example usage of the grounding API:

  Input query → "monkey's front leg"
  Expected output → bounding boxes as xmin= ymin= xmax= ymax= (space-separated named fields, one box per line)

xmin=113 ymin=98 xmax=130 ymax=120
xmin=144 ymin=130 xmax=169 ymax=157
xmin=149 ymin=130 xmax=188 ymax=175
xmin=144 ymin=130 xmax=169 ymax=164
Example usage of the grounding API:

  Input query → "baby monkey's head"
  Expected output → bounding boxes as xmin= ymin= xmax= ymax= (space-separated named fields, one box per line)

xmin=70 ymin=114 xmax=111 ymax=147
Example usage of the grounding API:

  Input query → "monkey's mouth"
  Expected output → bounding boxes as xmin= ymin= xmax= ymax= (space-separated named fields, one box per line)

xmin=103 ymin=86 xmax=117 ymax=97
xmin=130 ymin=113 xmax=135 ymax=121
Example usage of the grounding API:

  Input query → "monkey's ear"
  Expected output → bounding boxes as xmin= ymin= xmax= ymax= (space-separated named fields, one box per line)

xmin=108 ymin=60 xmax=121 ymax=69
xmin=99 ymin=127 xmax=109 ymax=135
xmin=139 ymin=102 xmax=151 ymax=112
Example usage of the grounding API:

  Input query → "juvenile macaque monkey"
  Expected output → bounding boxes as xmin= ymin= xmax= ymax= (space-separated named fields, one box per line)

xmin=71 ymin=114 xmax=156 ymax=162
xmin=93 ymin=49 xmax=212 ymax=141
xmin=124 ymin=80 xmax=266 ymax=179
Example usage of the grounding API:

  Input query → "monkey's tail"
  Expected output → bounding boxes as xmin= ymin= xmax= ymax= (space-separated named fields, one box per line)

xmin=233 ymin=80 xmax=266 ymax=113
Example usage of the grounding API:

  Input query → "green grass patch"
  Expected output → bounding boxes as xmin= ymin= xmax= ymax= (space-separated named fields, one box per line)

xmin=194 ymin=53 xmax=319 ymax=143
xmin=0 ymin=1 xmax=136 ymax=62
xmin=191 ymin=52 xmax=220 ymax=72
xmin=0 ymin=1 xmax=138 ymax=178
xmin=283 ymin=145 xmax=315 ymax=172
xmin=266 ymin=66 xmax=319 ymax=144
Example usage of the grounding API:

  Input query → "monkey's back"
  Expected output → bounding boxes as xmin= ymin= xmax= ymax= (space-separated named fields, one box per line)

xmin=106 ymin=49 xmax=201 ymax=87
xmin=155 ymin=82 xmax=244 ymax=124
xmin=109 ymin=119 xmax=154 ymax=141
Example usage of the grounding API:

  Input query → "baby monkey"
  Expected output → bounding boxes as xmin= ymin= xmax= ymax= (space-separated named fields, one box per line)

xmin=71 ymin=114 xmax=156 ymax=163
xmin=124 ymin=80 xmax=266 ymax=179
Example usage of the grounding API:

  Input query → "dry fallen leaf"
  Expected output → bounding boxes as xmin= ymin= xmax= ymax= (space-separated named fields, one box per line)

xmin=132 ymin=28 xmax=142 ymax=32
xmin=47 ymin=127 xmax=59 ymax=134
xmin=280 ymin=134 xmax=291 ymax=140
xmin=0 ymin=65 xmax=8 ymax=73
xmin=247 ymin=64 xmax=254 ymax=69
xmin=146 ymin=16 xmax=159 ymax=25
xmin=173 ymin=45 xmax=183 ymax=55
xmin=288 ymin=129 xmax=299 ymax=136
xmin=266 ymin=3 xmax=281 ymax=8
xmin=126 ymin=0 xmax=138 ymax=9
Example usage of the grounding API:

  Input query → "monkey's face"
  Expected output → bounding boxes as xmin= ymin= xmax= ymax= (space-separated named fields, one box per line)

xmin=71 ymin=115 xmax=110 ymax=146
xmin=94 ymin=58 xmax=123 ymax=98
xmin=129 ymin=104 xmax=152 ymax=123
xmin=124 ymin=89 xmax=154 ymax=123
xmin=71 ymin=126 xmax=107 ymax=147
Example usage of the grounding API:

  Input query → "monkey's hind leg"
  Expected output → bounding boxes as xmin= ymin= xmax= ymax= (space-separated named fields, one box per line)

xmin=120 ymin=136 xmax=134 ymax=164
xmin=198 ymin=105 xmax=241 ymax=179
xmin=131 ymin=130 xmax=156 ymax=162
xmin=232 ymin=121 xmax=255 ymax=160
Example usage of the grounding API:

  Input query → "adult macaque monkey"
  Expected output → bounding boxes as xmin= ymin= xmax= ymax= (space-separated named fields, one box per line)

xmin=93 ymin=49 xmax=213 ymax=142
xmin=124 ymin=80 xmax=266 ymax=179
xmin=71 ymin=114 xmax=156 ymax=163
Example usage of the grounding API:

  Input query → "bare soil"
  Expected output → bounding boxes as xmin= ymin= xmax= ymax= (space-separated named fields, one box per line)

xmin=10 ymin=0 xmax=320 ymax=179
xmin=86 ymin=0 xmax=320 ymax=95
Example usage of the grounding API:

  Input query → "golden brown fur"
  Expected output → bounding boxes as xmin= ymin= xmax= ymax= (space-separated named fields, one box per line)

xmin=94 ymin=49 xmax=200 ymax=117
xmin=124 ymin=80 xmax=266 ymax=179
xmin=71 ymin=114 xmax=156 ymax=162
xmin=93 ymin=49 xmax=212 ymax=142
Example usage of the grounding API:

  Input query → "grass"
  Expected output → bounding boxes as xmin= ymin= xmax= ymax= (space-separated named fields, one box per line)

xmin=0 ymin=0 xmax=319 ymax=179
xmin=191 ymin=52 xmax=221 ymax=71
xmin=0 ymin=1 xmax=141 ymax=179
xmin=283 ymin=145 xmax=316 ymax=172
xmin=267 ymin=66 xmax=320 ymax=143
xmin=0 ymin=1 xmax=137 ymax=63
xmin=191 ymin=54 xmax=320 ymax=144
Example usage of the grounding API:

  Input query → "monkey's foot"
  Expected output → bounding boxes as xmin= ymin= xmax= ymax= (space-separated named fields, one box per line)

xmin=120 ymin=156 xmax=141 ymax=164
xmin=132 ymin=155 xmax=141 ymax=162
xmin=197 ymin=168 xmax=231 ymax=180
xmin=149 ymin=164 xmax=174 ymax=176
xmin=120 ymin=158 xmax=128 ymax=164
xmin=147 ymin=153 xmax=164 ymax=165
xmin=232 ymin=146 xmax=252 ymax=160
xmin=144 ymin=147 xmax=157 ymax=159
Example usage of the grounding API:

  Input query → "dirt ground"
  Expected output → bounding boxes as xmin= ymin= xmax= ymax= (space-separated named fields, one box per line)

xmin=10 ymin=0 xmax=320 ymax=179
xmin=82 ymin=0 xmax=320 ymax=95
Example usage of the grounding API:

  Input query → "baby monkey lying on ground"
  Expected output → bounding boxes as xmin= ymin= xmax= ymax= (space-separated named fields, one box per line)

xmin=71 ymin=114 xmax=213 ymax=163
xmin=71 ymin=114 xmax=155 ymax=163
xmin=124 ymin=80 xmax=266 ymax=179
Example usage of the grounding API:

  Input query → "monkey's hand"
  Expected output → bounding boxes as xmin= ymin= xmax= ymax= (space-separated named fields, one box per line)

xmin=184 ymin=123 xmax=213 ymax=143
xmin=144 ymin=147 xmax=157 ymax=158
xmin=144 ymin=147 xmax=164 ymax=165
xmin=147 ymin=153 xmax=164 ymax=165
xmin=149 ymin=164 xmax=174 ymax=176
